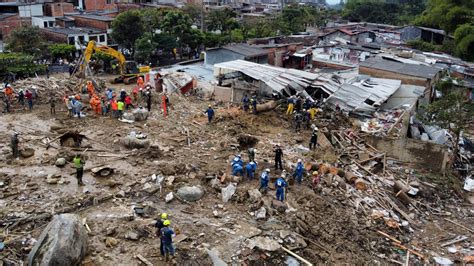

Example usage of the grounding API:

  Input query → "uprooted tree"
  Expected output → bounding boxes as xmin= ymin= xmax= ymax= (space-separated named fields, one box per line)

xmin=418 ymin=78 xmax=474 ymax=167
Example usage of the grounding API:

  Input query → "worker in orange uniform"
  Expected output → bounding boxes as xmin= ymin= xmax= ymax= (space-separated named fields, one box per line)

xmin=94 ymin=96 xmax=102 ymax=115
xmin=161 ymin=93 xmax=167 ymax=118
xmin=137 ymin=76 xmax=144 ymax=88
xmin=132 ymin=86 xmax=139 ymax=103
xmin=86 ymin=81 xmax=94 ymax=96
xmin=4 ymin=84 xmax=14 ymax=101
xmin=110 ymin=98 xmax=118 ymax=118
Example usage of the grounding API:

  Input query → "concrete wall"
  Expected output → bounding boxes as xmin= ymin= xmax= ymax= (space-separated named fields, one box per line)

xmin=18 ymin=4 xmax=43 ymax=17
xmin=44 ymin=3 xmax=74 ymax=17
xmin=366 ymin=136 xmax=448 ymax=172
xmin=71 ymin=16 xmax=111 ymax=31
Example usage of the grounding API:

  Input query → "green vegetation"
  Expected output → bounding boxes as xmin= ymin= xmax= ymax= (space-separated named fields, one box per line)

xmin=6 ymin=26 xmax=47 ymax=56
xmin=0 ymin=53 xmax=47 ymax=78
xmin=48 ymin=44 xmax=76 ymax=61
xmin=111 ymin=10 xmax=145 ymax=56
xmin=342 ymin=0 xmax=425 ymax=25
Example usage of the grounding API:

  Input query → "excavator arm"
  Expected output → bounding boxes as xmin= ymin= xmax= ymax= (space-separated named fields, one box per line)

xmin=83 ymin=41 xmax=126 ymax=74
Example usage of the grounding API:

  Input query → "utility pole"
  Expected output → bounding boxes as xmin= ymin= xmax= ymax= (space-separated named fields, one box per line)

xmin=201 ymin=0 xmax=205 ymax=31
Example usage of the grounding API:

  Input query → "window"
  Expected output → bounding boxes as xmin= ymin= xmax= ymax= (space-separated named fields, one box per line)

xmin=89 ymin=36 xmax=98 ymax=42
xmin=44 ymin=21 xmax=48 ymax=28
xmin=107 ymin=0 xmax=112 ymax=4
xmin=68 ymin=37 xmax=75 ymax=45
xmin=49 ymin=21 xmax=54 ymax=27
xmin=99 ymin=35 xmax=105 ymax=43
xmin=78 ymin=35 xmax=85 ymax=44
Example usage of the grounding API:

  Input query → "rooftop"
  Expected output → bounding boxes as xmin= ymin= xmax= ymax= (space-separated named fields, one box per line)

xmin=0 ymin=2 xmax=42 ymax=7
xmin=42 ymin=27 xmax=105 ymax=35
xmin=0 ymin=13 xmax=16 ymax=20
xmin=222 ymin=44 xmax=268 ymax=57
xmin=70 ymin=14 xmax=114 ymax=22
xmin=359 ymin=57 xmax=442 ymax=79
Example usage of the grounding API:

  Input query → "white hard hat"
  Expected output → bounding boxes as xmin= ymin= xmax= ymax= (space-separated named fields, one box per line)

xmin=298 ymin=159 xmax=302 ymax=163
xmin=238 ymin=154 xmax=242 ymax=157
xmin=250 ymin=162 xmax=255 ymax=165
xmin=265 ymin=168 xmax=270 ymax=172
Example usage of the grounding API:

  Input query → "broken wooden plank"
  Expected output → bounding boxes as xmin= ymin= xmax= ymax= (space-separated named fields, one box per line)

xmin=444 ymin=218 xmax=474 ymax=234
xmin=392 ymin=242 xmax=426 ymax=261
xmin=282 ymin=246 xmax=313 ymax=266
xmin=136 ymin=254 xmax=153 ymax=266
xmin=440 ymin=235 xmax=469 ymax=247
xmin=377 ymin=230 xmax=401 ymax=244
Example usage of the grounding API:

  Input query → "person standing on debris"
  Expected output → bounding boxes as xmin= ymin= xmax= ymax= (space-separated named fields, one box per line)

xmin=295 ymin=96 xmax=303 ymax=113
xmin=242 ymin=94 xmax=249 ymax=112
xmin=251 ymin=95 xmax=257 ymax=114
xmin=25 ymin=89 xmax=33 ymax=111
xmin=275 ymin=174 xmax=287 ymax=202
xmin=137 ymin=76 xmax=144 ymax=88
xmin=205 ymin=105 xmax=215 ymax=124
xmin=311 ymin=171 xmax=321 ymax=190
xmin=309 ymin=104 xmax=317 ymax=120
xmin=245 ymin=161 xmax=257 ymax=180
xmin=160 ymin=220 xmax=176 ymax=262
xmin=4 ymin=84 xmax=14 ymax=102
xmin=294 ymin=111 xmax=303 ymax=133
xmin=18 ymin=89 xmax=25 ymax=109
xmin=117 ymin=100 xmax=125 ymax=119
xmin=248 ymin=147 xmax=255 ymax=162
xmin=106 ymin=88 xmax=114 ymax=101
xmin=259 ymin=169 xmax=270 ymax=193
xmin=120 ymin=89 xmax=126 ymax=102
xmin=161 ymin=93 xmax=168 ymax=117
xmin=293 ymin=159 xmax=305 ymax=184
xmin=146 ymin=91 xmax=152 ymax=112
xmin=274 ymin=145 xmax=283 ymax=170
xmin=155 ymin=213 xmax=168 ymax=256
xmin=286 ymin=96 xmax=295 ymax=115
xmin=304 ymin=109 xmax=311 ymax=129
xmin=49 ymin=95 xmax=56 ymax=115
xmin=4 ymin=96 xmax=11 ymax=113
xmin=125 ymin=94 xmax=134 ymax=110
xmin=309 ymin=128 xmax=318 ymax=150
xmin=132 ymin=86 xmax=139 ymax=103
xmin=110 ymin=98 xmax=118 ymax=118
xmin=73 ymin=154 xmax=85 ymax=186
xmin=86 ymin=81 xmax=94 ymax=96
xmin=11 ymin=132 xmax=19 ymax=159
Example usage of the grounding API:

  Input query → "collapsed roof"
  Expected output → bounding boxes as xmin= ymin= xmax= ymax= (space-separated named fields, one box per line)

xmin=214 ymin=60 xmax=401 ymax=114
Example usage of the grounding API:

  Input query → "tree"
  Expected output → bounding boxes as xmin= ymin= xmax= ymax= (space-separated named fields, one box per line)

xmin=415 ymin=0 xmax=473 ymax=34
xmin=111 ymin=10 xmax=145 ymax=55
xmin=134 ymin=32 xmax=155 ymax=64
xmin=6 ymin=26 xmax=46 ymax=56
xmin=418 ymin=78 xmax=474 ymax=163
xmin=141 ymin=8 xmax=169 ymax=33
xmin=453 ymin=24 xmax=474 ymax=61
xmin=182 ymin=3 xmax=203 ymax=26
xmin=48 ymin=44 xmax=76 ymax=61
xmin=206 ymin=8 xmax=239 ymax=34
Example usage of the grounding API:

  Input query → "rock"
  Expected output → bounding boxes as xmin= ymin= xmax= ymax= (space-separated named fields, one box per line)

xmin=55 ymin=158 xmax=67 ymax=167
xmin=122 ymin=112 xmax=135 ymax=121
xmin=246 ymin=236 xmax=281 ymax=251
xmin=247 ymin=189 xmax=262 ymax=203
xmin=46 ymin=178 xmax=59 ymax=185
xmin=20 ymin=148 xmax=35 ymax=158
xmin=165 ymin=192 xmax=174 ymax=203
xmin=105 ymin=237 xmax=119 ymax=248
xmin=121 ymin=136 xmax=150 ymax=149
xmin=132 ymin=108 xmax=149 ymax=121
xmin=28 ymin=214 xmax=88 ymax=266
xmin=176 ymin=186 xmax=204 ymax=202
xmin=255 ymin=207 xmax=266 ymax=220
xmin=213 ymin=210 xmax=221 ymax=218
xmin=271 ymin=200 xmax=287 ymax=213
xmin=221 ymin=183 xmax=237 ymax=203
xmin=124 ymin=230 xmax=140 ymax=241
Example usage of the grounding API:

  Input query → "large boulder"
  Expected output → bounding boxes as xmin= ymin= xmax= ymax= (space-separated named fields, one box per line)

xmin=121 ymin=136 xmax=150 ymax=149
xmin=247 ymin=189 xmax=262 ymax=203
xmin=28 ymin=214 xmax=88 ymax=266
xmin=221 ymin=183 xmax=236 ymax=203
xmin=176 ymin=186 xmax=204 ymax=202
xmin=132 ymin=108 xmax=149 ymax=121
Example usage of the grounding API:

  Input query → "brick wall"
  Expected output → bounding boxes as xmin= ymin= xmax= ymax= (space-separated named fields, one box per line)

xmin=71 ymin=16 xmax=111 ymax=31
xmin=41 ymin=29 xmax=68 ymax=43
xmin=0 ymin=14 xmax=28 ymax=41
xmin=44 ymin=3 xmax=74 ymax=17
xmin=84 ymin=0 xmax=116 ymax=11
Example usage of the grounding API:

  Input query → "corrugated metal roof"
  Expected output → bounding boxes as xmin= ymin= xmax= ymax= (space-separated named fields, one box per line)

xmin=360 ymin=57 xmax=442 ymax=79
xmin=214 ymin=60 xmax=402 ymax=113
xmin=222 ymin=44 xmax=268 ymax=57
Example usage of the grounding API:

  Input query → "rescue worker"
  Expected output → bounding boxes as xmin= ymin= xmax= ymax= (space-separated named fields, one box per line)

xmin=251 ymin=95 xmax=257 ymax=114
xmin=242 ymin=94 xmax=249 ymax=112
xmin=309 ymin=104 xmax=318 ymax=120
xmin=232 ymin=163 xmax=244 ymax=176
xmin=275 ymin=174 xmax=287 ymax=202
xmin=304 ymin=109 xmax=311 ymax=129
xmin=309 ymin=128 xmax=318 ymax=150
xmin=11 ymin=132 xmax=19 ymax=158
xmin=120 ymin=89 xmax=126 ymax=102
xmin=245 ymin=161 xmax=257 ymax=180
xmin=259 ymin=169 xmax=270 ymax=193
xmin=137 ymin=76 xmax=144 ymax=88
xmin=248 ymin=147 xmax=255 ymax=162
xmin=125 ymin=95 xmax=134 ymax=110
xmin=4 ymin=84 xmax=14 ymax=102
xmin=4 ymin=96 xmax=11 ymax=113
xmin=160 ymin=220 xmax=175 ymax=262
xmin=106 ymin=88 xmax=114 ymax=101
xmin=132 ymin=86 xmax=139 ymax=103
xmin=294 ymin=111 xmax=303 ymax=133
xmin=204 ymin=105 xmax=214 ymax=124
xmin=49 ymin=95 xmax=56 ymax=115
xmin=94 ymin=96 xmax=102 ymax=115
xmin=110 ymin=98 xmax=118 ymax=118
xmin=161 ymin=93 xmax=168 ymax=117
xmin=155 ymin=213 xmax=168 ymax=256
xmin=101 ymin=98 xmax=107 ymax=116
xmin=25 ymin=89 xmax=33 ymax=111
xmin=286 ymin=96 xmax=295 ymax=115
xmin=86 ymin=81 xmax=94 ymax=96
xmin=146 ymin=91 xmax=152 ymax=112
xmin=293 ymin=159 xmax=304 ymax=184
xmin=117 ymin=100 xmax=125 ymax=119
xmin=73 ymin=154 xmax=85 ymax=186
xmin=311 ymin=171 xmax=321 ymax=190
xmin=274 ymin=145 xmax=283 ymax=170
xmin=231 ymin=154 xmax=243 ymax=167
xmin=18 ymin=89 xmax=25 ymax=108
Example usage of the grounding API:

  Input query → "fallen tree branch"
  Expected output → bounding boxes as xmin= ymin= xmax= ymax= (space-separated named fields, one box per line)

xmin=282 ymin=246 xmax=313 ymax=266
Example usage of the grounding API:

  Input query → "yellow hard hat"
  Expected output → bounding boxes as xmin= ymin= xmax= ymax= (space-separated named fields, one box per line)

xmin=312 ymin=171 xmax=318 ymax=175
xmin=208 ymin=104 xmax=211 ymax=107
xmin=163 ymin=220 xmax=171 ymax=226
xmin=161 ymin=213 xmax=168 ymax=219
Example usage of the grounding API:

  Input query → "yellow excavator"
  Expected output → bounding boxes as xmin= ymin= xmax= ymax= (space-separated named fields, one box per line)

xmin=79 ymin=40 xmax=150 ymax=84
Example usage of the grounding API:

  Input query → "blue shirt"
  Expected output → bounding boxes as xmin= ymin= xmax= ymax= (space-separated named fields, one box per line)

xmin=231 ymin=157 xmax=243 ymax=166
xmin=205 ymin=108 xmax=214 ymax=118
xmin=275 ymin=178 xmax=287 ymax=188
xmin=261 ymin=172 xmax=269 ymax=182
xmin=246 ymin=163 xmax=257 ymax=172
xmin=160 ymin=227 xmax=174 ymax=245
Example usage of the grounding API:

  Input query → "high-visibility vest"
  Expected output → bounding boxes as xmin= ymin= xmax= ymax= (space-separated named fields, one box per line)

xmin=73 ymin=157 xmax=83 ymax=168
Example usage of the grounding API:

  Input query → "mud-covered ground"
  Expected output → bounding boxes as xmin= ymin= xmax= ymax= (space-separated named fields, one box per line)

xmin=0 ymin=75 xmax=472 ymax=265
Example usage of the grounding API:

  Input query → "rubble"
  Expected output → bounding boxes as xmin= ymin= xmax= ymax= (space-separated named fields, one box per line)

xmin=176 ymin=186 xmax=204 ymax=202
